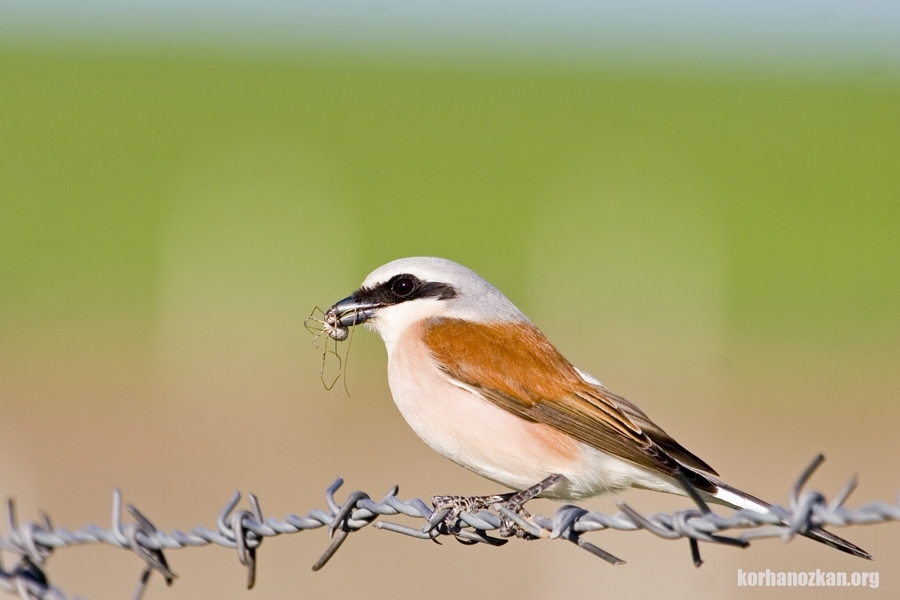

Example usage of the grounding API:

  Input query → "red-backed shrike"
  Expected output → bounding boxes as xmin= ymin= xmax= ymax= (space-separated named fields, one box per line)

xmin=323 ymin=256 xmax=868 ymax=558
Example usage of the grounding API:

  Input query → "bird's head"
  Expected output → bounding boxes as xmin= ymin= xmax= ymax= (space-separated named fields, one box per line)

xmin=325 ymin=257 xmax=527 ymax=352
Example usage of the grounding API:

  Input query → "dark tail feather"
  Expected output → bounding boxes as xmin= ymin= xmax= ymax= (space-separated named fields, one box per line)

xmin=695 ymin=472 xmax=872 ymax=560
xmin=803 ymin=527 xmax=872 ymax=560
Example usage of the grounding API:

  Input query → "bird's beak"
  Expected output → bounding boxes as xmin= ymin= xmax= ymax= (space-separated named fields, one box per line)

xmin=325 ymin=294 xmax=380 ymax=329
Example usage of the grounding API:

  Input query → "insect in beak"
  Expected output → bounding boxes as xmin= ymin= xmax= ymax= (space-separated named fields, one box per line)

xmin=304 ymin=305 xmax=365 ymax=395
xmin=305 ymin=307 xmax=347 ymax=392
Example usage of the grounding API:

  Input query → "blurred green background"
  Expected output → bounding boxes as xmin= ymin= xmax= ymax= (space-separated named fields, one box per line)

xmin=1 ymin=10 xmax=899 ymax=599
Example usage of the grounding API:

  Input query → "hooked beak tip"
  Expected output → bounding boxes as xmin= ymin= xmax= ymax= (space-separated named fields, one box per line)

xmin=326 ymin=295 xmax=378 ymax=330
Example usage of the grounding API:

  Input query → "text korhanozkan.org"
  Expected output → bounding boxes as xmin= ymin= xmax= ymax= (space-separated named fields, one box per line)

xmin=738 ymin=569 xmax=879 ymax=588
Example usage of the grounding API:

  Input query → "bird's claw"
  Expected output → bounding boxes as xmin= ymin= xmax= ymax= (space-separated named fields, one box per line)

xmin=431 ymin=475 xmax=564 ymax=540
xmin=430 ymin=493 xmax=513 ymax=539
xmin=497 ymin=502 xmax=536 ymax=539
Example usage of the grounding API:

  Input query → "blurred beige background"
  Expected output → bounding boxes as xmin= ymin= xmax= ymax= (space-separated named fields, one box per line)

xmin=1 ymin=7 xmax=899 ymax=598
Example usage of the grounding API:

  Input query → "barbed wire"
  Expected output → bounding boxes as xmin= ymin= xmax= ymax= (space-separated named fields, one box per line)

xmin=0 ymin=455 xmax=896 ymax=600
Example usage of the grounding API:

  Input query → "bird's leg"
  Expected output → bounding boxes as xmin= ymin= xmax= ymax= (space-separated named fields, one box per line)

xmin=498 ymin=474 xmax=564 ymax=539
xmin=505 ymin=474 xmax=563 ymax=513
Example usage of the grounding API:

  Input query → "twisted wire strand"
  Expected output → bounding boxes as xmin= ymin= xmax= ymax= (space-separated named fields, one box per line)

xmin=0 ymin=455 xmax=897 ymax=600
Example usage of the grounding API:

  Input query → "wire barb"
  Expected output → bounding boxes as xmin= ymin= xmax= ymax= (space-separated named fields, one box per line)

xmin=0 ymin=456 xmax=896 ymax=599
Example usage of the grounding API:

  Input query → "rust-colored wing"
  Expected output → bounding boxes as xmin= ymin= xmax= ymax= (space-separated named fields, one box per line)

xmin=422 ymin=317 xmax=715 ymax=491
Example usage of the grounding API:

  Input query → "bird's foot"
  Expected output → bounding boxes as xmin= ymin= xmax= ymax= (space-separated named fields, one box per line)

xmin=431 ymin=493 xmax=514 ymax=524
xmin=430 ymin=493 xmax=514 ymax=543
xmin=429 ymin=475 xmax=563 ymax=541
xmin=432 ymin=493 xmax=515 ymax=516
xmin=497 ymin=474 xmax=563 ymax=539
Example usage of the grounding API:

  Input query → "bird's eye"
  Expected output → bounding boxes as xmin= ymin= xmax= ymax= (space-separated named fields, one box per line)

xmin=390 ymin=277 xmax=416 ymax=298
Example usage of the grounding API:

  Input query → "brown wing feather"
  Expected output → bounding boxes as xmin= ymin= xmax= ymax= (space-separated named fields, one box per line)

xmin=600 ymin=388 xmax=718 ymax=474
xmin=422 ymin=317 xmax=715 ymax=491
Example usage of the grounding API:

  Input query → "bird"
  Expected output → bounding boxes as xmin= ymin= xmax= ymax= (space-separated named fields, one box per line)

xmin=321 ymin=256 xmax=870 ymax=559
